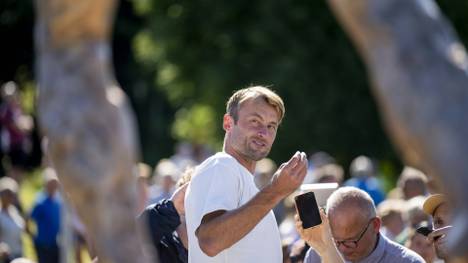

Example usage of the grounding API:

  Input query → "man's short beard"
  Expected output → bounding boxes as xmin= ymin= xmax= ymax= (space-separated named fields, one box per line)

xmin=248 ymin=152 xmax=268 ymax=161
xmin=244 ymin=145 xmax=270 ymax=161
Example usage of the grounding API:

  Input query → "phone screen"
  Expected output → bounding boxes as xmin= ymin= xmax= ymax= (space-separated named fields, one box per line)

xmin=295 ymin=192 xmax=322 ymax=229
xmin=416 ymin=226 xmax=433 ymax=237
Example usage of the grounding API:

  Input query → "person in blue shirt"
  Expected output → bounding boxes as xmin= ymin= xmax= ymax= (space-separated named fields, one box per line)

xmin=344 ymin=155 xmax=385 ymax=206
xmin=28 ymin=168 xmax=62 ymax=263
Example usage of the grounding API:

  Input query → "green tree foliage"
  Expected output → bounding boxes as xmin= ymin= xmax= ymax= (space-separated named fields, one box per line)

xmin=132 ymin=0 xmax=397 ymax=168
xmin=171 ymin=104 xmax=219 ymax=147
xmin=1 ymin=1 xmax=467 ymax=174
xmin=0 ymin=0 xmax=33 ymax=84
xmin=113 ymin=0 xmax=177 ymax=165
xmin=0 ymin=0 xmax=36 ymax=114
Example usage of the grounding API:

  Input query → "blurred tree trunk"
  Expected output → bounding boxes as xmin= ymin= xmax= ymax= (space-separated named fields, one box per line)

xmin=328 ymin=0 xmax=468 ymax=260
xmin=35 ymin=0 xmax=154 ymax=262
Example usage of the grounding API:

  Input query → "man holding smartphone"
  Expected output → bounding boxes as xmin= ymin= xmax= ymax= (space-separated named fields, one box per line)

xmin=297 ymin=187 xmax=424 ymax=263
xmin=422 ymin=194 xmax=452 ymax=261
xmin=185 ymin=86 xmax=308 ymax=263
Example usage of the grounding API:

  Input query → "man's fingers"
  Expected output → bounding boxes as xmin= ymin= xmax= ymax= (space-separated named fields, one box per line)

xmin=283 ymin=151 xmax=301 ymax=170
xmin=319 ymin=208 xmax=327 ymax=223
xmin=297 ymin=160 xmax=308 ymax=177
xmin=294 ymin=214 xmax=304 ymax=232
xmin=427 ymin=226 xmax=452 ymax=242
xmin=428 ymin=231 xmax=446 ymax=243
xmin=291 ymin=156 xmax=308 ymax=179
xmin=288 ymin=152 xmax=307 ymax=174
xmin=296 ymin=152 xmax=307 ymax=168
xmin=300 ymin=152 xmax=307 ymax=163
xmin=282 ymin=151 xmax=307 ymax=173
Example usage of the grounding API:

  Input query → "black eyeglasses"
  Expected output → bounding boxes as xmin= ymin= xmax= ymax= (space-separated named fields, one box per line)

xmin=333 ymin=218 xmax=374 ymax=249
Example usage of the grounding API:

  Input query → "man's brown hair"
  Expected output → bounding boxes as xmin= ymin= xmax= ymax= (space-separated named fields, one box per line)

xmin=226 ymin=86 xmax=285 ymax=124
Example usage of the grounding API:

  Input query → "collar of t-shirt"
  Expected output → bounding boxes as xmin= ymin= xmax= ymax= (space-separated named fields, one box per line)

xmin=220 ymin=151 xmax=255 ymax=177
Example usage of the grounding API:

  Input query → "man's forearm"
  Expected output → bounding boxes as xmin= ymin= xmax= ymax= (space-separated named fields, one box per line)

xmin=197 ymin=151 xmax=308 ymax=257
xmin=196 ymin=184 xmax=283 ymax=256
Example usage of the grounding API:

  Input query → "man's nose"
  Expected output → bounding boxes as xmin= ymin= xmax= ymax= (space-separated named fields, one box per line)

xmin=257 ymin=126 xmax=268 ymax=137
xmin=257 ymin=126 xmax=267 ymax=137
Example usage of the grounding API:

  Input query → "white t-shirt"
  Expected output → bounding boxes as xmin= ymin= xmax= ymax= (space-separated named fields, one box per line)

xmin=0 ymin=206 xmax=24 ymax=257
xmin=185 ymin=152 xmax=282 ymax=263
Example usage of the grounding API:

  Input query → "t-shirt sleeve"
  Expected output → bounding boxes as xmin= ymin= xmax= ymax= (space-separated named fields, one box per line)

xmin=199 ymin=162 xmax=241 ymax=217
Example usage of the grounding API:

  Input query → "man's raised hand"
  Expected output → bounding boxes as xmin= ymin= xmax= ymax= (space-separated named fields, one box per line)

xmin=269 ymin=151 xmax=308 ymax=198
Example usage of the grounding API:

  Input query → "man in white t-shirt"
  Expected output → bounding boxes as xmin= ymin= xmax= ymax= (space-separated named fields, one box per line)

xmin=185 ymin=86 xmax=308 ymax=263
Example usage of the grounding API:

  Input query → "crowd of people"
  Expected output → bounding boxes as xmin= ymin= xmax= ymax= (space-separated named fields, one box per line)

xmin=0 ymin=82 xmax=83 ymax=263
xmin=0 ymin=83 xmax=455 ymax=263
xmin=0 ymin=165 xmax=64 ymax=263
xmin=137 ymin=86 xmax=454 ymax=263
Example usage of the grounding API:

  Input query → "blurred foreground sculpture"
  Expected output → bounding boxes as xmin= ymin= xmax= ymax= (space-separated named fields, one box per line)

xmin=35 ymin=0 xmax=153 ymax=262
xmin=328 ymin=0 xmax=468 ymax=260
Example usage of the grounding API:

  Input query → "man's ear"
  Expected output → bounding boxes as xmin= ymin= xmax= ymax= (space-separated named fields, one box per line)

xmin=223 ymin=114 xmax=233 ymax=131
xmin=372 ymin=217 xmax=382 ymax=232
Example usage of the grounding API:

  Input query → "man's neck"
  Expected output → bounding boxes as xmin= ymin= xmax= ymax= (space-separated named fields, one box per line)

xmin=223 ymin=146 xmax=256 ymax=174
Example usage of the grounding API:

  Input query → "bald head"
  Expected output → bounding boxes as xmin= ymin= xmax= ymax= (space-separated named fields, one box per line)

xmin=326 ymin=187 xmax=380 ymax=262
xmin=326 ymin=187 xmax=376 ymax=219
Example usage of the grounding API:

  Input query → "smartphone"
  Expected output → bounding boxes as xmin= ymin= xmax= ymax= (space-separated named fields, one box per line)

xmin=295 ymin=192 xmax=322 ymax=229
xmin=416 ymin=226 xmax=433 ymax=236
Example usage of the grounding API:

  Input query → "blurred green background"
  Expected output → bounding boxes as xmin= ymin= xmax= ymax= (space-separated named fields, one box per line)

xmin=1 ymin=0 xmax=467 ymax=181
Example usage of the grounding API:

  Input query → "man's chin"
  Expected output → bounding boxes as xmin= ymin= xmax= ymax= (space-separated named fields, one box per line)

xmin=250 ymin=155 xmax=266 ymax=161
xmin=246 ymin=149 xmax=270 ymax=161
xmin=254 ymin=151 xmax=270 ymax=161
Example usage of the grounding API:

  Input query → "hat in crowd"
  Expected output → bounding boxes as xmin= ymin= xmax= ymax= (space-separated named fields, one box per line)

xmin=422 ymin=194 xmax=446 ymax=216
xmin=43 ymin=167 xmax=59 ymax=183
xmin=350 ymin=155 xmax=375 ymax=177
xmin=377 ymin=198 xmax=405 ymax=218
xmin=0 ymin=177 xmax=18 ymax=194
xmin=154 ymin=159 xmax=179 ymax=181
xmin=135 ymin=162 xmax=151 ymax=179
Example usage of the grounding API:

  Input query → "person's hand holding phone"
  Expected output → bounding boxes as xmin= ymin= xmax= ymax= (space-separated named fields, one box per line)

xmin=295 ymin=192 xmax=322 ymax=229
xmin=295 ymin=209 xmax=344 ymax=263
xmin=427 ymin=225 xmax=452 ymax=245
xmin=416 ymin=226 xmax=433 ymax=237
xmin=295 ymin=209 xmax=338 ymax=258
